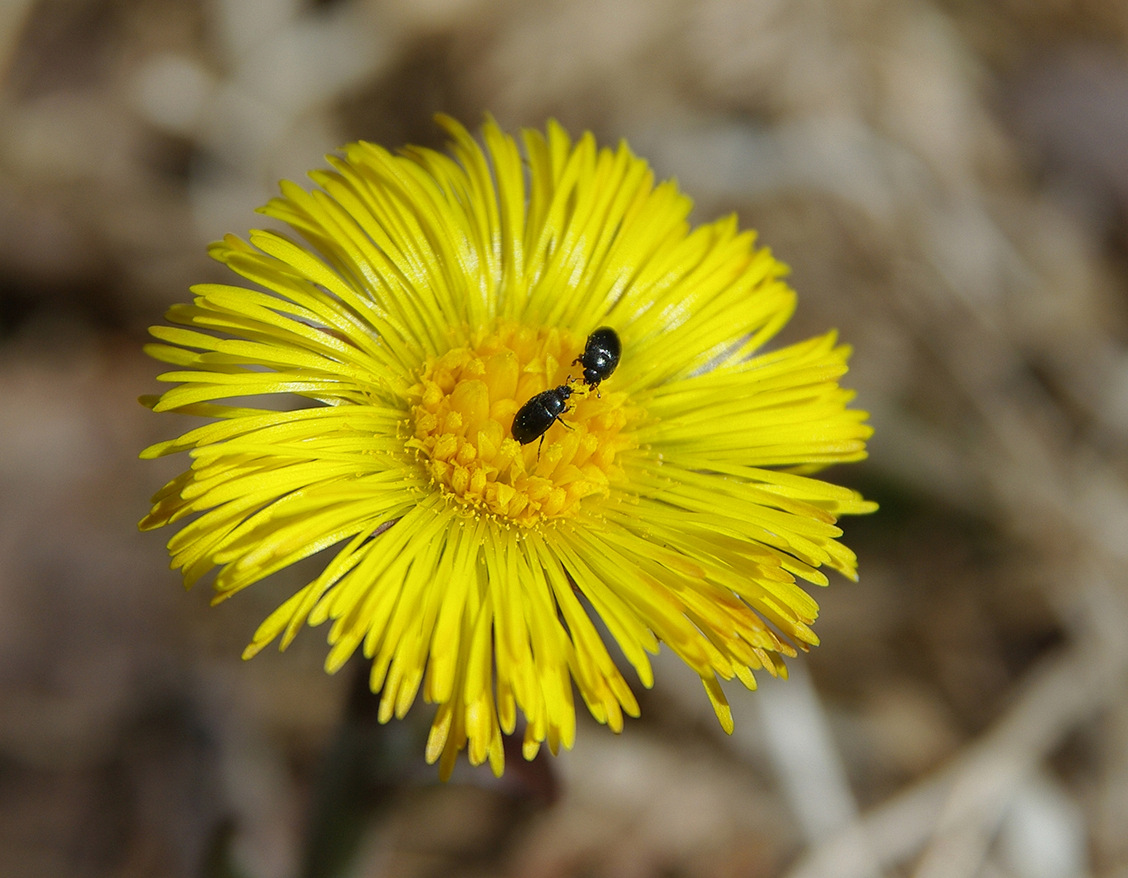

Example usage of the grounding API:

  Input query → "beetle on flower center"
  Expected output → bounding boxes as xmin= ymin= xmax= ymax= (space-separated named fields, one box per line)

xmin=573 ymin=326 xmax=621 ymax=391
xmin=511 ymin=384 xmax=574 ymax=449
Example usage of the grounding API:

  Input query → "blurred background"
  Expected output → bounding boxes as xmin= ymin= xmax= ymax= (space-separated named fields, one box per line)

xmin=4 ymin=0 xmax=1128 ymax=876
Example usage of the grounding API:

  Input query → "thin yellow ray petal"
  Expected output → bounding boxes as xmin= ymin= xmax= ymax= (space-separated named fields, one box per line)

xmin=702 ymin=675 xmax=734 ymax=735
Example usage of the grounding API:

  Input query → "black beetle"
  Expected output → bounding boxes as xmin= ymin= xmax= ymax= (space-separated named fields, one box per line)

xmin=512 ymin=384 xmax=573 ymax=448
xmin=573 ymin=327 xmax=621 ymax=390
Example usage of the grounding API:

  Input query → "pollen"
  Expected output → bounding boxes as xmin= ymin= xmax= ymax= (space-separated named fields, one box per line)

xmin=407 ymin=322 xmax=633 ymax=526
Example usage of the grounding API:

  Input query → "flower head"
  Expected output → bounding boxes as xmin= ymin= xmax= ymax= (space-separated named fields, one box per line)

xmin=141 ymin=116 xmax=875 ymax=778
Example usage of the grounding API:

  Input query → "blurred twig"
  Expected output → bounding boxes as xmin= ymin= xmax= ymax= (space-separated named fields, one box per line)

xmin=789 ymin=586 xmax=1127 ymax=878
xmin=0 ymin=0 xmax=34 ymax=82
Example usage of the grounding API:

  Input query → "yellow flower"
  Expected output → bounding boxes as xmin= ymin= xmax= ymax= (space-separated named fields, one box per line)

xmin=141 ymin=116 xmax=876 ymax=779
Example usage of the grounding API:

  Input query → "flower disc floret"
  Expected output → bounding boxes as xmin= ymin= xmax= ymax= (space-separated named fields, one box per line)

xmin=407 ymin=322 xmax=631 ymax=526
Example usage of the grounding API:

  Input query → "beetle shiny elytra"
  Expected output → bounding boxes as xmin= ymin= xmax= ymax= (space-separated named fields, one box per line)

xmin=512 ymin=384 xmax=573 ymax=447
xmin=573 ymin=327 xmax=621 ymax=390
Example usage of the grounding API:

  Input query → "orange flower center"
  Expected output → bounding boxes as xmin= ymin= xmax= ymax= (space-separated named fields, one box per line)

xmin=408 ymin=322 xmax=633 ymax=526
